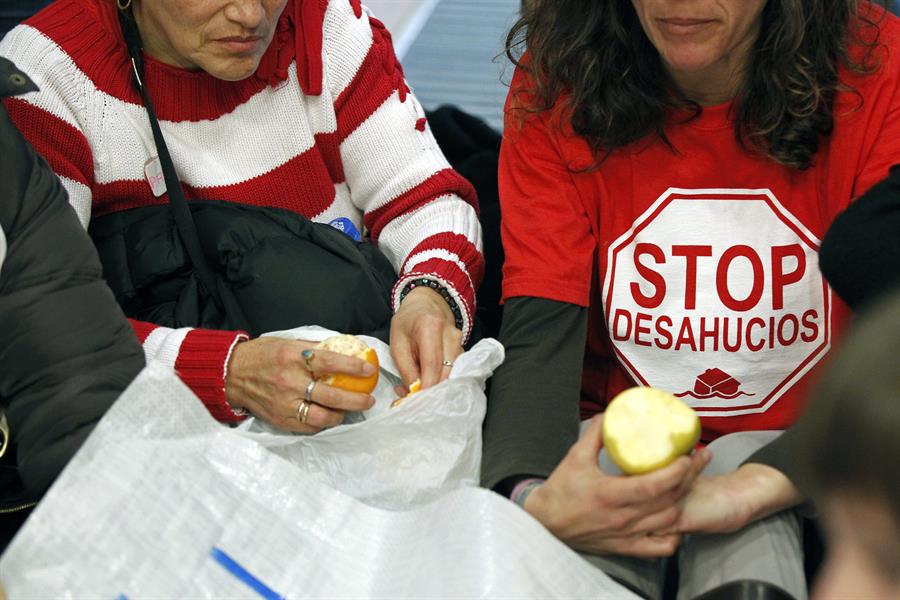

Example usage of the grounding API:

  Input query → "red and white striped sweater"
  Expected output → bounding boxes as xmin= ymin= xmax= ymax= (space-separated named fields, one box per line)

xmin=0 ymin=0 xmax=483 ymax=422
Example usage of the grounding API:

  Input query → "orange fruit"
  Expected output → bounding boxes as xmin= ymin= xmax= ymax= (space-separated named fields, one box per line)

xmin=391 ymin=378 xmax=421 ymax=408
xmin=315 ymin=335 xmax=380 ymax=394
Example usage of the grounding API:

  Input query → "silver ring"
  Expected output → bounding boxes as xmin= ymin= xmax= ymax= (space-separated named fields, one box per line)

xmin=296 ymin=399 xmax=311 ymax=424
xmin=442 ymin=359 xmax=453 ymax=368
xmin=304 ymin=379 xmax=317 ymax=402
xmin=302 ymin=349 xmax=315 ymax=373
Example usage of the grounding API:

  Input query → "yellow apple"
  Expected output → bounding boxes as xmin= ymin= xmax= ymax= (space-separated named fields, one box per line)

xmin=603 ymin=386 xmax=701 ymax=475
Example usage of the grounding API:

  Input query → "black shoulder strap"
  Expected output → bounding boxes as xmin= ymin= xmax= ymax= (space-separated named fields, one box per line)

xmin=117 ymin=9 xmax=250 ymax=331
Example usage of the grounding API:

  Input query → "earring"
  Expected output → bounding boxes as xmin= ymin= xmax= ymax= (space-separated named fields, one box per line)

xmin=117 ymin=0 xmax=132 ymax=10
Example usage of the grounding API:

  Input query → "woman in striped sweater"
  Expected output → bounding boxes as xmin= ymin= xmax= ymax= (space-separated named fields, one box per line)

xmin=0 ymin=0 xmax=483 ymax=432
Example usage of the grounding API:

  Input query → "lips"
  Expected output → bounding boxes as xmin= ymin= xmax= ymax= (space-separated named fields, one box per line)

xmin=215 ymin=35 xmax=263 ymax=53
xmin=657 ymin=17 xmax=716 ymax=35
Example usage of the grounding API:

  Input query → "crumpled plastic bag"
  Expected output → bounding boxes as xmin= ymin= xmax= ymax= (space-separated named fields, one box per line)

xmin=239 ymin=327 xmax=499 ymax=509
xmin=0 ymin=331 xmax=636 ymax=599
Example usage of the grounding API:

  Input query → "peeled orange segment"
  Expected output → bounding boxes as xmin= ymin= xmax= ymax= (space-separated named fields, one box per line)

xmin=390 ymin=379 xmax=421 ymax=409
xmin=603 ymin=386 xmax=701 ymax=475
xmin=315 ymin=335 xmax=380 ymax=394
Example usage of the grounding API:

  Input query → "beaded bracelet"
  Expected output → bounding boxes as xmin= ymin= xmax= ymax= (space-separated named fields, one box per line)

xmin=398 ymin=277 xmax=465 ymax=331
xmin=510 ymin=478 xmax=545 ymax=508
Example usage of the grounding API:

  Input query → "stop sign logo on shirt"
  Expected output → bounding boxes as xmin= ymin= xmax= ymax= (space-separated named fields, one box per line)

xmin=604 ymin=188 xmax=831 ymax=417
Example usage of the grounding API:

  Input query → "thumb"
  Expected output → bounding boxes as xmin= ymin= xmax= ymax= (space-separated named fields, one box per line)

xmin=571 ymin=414 xmax=606 ymax=465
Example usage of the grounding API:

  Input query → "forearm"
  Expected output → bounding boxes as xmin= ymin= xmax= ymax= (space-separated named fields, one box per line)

xmin=323 ymin=0 xmax=483 ymax=337
xmin=129 ymin=320 xmax=247 ymax=423
xmin=734 ymin=463 xmax=804 ymax=524
xmin=481 ymin=297 xmax=588 ymax=490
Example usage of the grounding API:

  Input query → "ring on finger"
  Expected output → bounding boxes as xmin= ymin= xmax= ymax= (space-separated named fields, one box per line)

xmin=442 ymin=359 xmax=454 ymax=368
xmin=304 ymin=379 xmax=317 ymax=402
xmin=296 ymin=399 xmax=311 ymax=424
xmin=302 ymin=349 xmax=315 ymax=373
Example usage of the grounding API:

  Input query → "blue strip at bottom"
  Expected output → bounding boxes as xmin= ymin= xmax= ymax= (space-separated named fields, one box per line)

xmin=211 ymin=547 xmax=284 ymax=600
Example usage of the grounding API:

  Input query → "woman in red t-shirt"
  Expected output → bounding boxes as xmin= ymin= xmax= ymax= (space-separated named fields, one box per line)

xmin=484 ymin=1 xmax=900 ymax=598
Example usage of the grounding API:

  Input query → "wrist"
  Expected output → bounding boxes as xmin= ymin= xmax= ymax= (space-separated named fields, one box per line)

xmin=733 ymin=463 xmax=801 ymax=523
xmin=397 ymin=277 xmax=465 ymax=331
xmin=511 ymin=477 xmax=545 ymax=508
xmin=223 ymin=335 xmax=249 ymax=416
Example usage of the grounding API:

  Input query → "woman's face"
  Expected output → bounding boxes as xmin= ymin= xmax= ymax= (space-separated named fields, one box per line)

xmin=814 ymin=494 xmax=900 ymax=600
xmin=132 ymin=0 xmax=289 ymax=81
xmin=629 ymin=0 xmax=766 ymax=97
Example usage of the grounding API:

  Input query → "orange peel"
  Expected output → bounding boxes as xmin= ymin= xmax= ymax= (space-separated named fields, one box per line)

xmin=391 ymin=379 xmax=421 ymax=408
xmin=315 ymin=335 xmax=379 ymax=394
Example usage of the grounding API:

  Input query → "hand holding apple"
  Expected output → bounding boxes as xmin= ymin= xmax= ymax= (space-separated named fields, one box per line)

xmin=603 ymin=386 xmax=701 ymax=475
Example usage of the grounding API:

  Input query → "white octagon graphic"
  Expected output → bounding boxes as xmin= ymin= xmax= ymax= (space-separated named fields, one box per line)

xmin=603 ymin=188 xmax=831 ymax=417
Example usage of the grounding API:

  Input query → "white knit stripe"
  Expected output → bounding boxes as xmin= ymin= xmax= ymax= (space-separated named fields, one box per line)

xmin=377 ymin=196 xmax=481 ymax=272
xmin=314 ymin=182 xmax=365 ymax=230
xmin=403 ymin=248 xmax=475 ymax=295
xmin=323 ymin=0 xmax=375 ymax=99
xmin=0 ymin=26 xmax=338 ymax=189
xmin=0 ymin=26 xmax=84 ymax=131
xmin=58 ymin=176 xmax=93 ymax=229
xmin=142 ymin=326 xmax=193 ymax=369
xmin=341 ymin=91 xmax=451 ymax=213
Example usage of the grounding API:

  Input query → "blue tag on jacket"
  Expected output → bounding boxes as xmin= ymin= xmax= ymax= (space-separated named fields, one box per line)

xmin=329 ymin=217 xmax=362 ymax=242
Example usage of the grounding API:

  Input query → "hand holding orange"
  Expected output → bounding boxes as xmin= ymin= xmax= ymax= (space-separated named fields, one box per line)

xmin=315 ymin=334 xmax=380 ymax=394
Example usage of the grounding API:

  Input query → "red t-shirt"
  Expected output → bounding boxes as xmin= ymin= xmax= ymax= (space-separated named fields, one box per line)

xmin=499 ymin=14 xmax=900 ymax=442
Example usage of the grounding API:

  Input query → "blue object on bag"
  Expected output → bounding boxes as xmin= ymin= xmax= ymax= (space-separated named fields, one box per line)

xmin=328 ymin=217 xmax=362 ymax=242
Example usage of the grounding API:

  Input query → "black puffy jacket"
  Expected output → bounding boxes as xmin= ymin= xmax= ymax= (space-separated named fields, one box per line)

xmin=0 ymin=58 xmax=145 ymax=549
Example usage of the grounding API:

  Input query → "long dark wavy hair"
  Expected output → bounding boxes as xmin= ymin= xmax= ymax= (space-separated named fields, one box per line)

xmin=507 ymin=0 xmax=887 ymax=170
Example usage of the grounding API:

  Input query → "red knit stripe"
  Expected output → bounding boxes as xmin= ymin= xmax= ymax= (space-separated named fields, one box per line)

xmin=92 ymin=146 xmax=337 ymax=218
xmin=174 ymin=329 xmax=246 ymax=424
xmin=333 ymin=22 xmax=397 ymax=142
xmin=26 ymin=0 xmax=277 ymax=123
xmin=128 ymin=319 xmax=158 ymax=344
xmin=364 ymin=169 xmax=479 ymax=239
xmin=5 ymin=98 xmax=93 ymax=185
xmin=314 ymin=131 xmax=344 ymax=183
xmin=402 ymin=232 xmax=485 ymax=288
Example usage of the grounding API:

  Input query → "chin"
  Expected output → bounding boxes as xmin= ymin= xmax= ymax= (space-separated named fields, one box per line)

xmin=204 ymin=58 xmax=262 ymax=82
xmin=660 ymin=45 xmax=722 ymax=73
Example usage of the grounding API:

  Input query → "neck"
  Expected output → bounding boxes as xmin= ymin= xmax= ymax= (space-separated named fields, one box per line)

xmin=666 ymin=22 xmax=760 ymax=106
xmin=668 ymin=63 xmax=744 ymax=106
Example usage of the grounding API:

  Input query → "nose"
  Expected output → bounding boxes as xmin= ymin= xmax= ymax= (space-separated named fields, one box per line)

xmin=223 ymin=0 xmax=265 ymax=30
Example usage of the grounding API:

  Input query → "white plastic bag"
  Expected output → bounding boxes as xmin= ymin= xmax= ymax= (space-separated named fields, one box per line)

xmin=0 ymin=333 xmax=636 ymax=599
xmin=239 ymin=327 xmax=497 ymax=509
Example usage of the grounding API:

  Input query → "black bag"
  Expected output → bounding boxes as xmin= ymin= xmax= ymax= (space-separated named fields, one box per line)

xmin=89 ymin=201 xmax=397 ymax=339
xmin=89 ymin=9 xmax=396 ymax=340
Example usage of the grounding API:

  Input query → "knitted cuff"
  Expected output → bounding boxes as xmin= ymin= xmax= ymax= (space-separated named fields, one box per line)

xmin=174 ymin=329 xmax=250 ymax=424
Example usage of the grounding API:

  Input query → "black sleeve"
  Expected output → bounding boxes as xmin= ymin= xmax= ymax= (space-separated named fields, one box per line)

xmin=481 ymin=296 xmax=588 ymax=491
xmin=0 ymin=97 xmax=145 ymax=499
xmin=819 ymin=164 xmax=900 ymax=310
xmin=743 ymin=425 xmax=804 ymax=486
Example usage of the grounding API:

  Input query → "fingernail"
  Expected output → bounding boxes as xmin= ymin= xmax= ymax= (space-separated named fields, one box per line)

xmin=362 ymin=363 xmax=375 ymax=375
